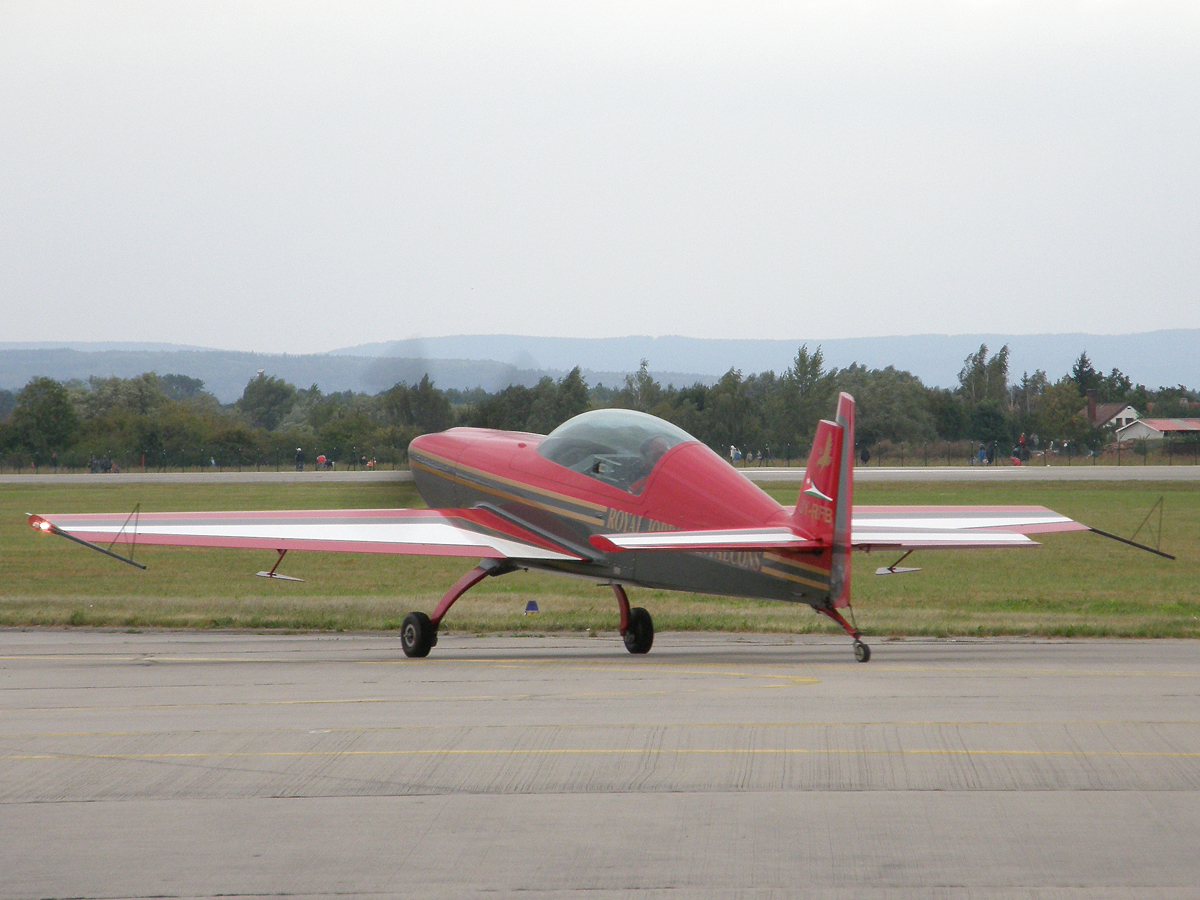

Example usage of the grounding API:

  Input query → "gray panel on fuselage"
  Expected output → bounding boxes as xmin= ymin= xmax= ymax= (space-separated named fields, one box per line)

xmin=629 ymin=549 xmax=828 ymax=604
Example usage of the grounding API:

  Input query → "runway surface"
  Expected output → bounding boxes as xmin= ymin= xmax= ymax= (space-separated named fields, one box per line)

xmin=3 ymin=463 xmax=1198 ymax=484
xmin=2 ymin=631 xmax=1198 ymax=899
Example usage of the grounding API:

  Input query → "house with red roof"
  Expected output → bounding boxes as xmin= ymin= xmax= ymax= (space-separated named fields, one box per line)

xmin=1116 ymin=418 xmax=1200 ymax=442
xmin=1080 ymin=391 xmax=1139 ymax=430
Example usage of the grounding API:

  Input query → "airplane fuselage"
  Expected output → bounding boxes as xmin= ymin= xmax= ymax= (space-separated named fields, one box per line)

xmin=409 ymin=427 xmax=835 ymax=606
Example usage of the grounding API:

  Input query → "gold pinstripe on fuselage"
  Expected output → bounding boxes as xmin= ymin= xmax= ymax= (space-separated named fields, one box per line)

xmin=411 ymin=449 xmax=606 ymax=527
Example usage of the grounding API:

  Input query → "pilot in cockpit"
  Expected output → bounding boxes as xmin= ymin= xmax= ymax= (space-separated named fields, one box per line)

xmin=630 ymin=434 xmax=671 ymax=493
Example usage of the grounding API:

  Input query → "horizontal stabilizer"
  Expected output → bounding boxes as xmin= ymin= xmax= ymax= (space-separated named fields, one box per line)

xmin=850 ymin=505 xmax=1086 ymax=551
xmin=591 ymin=527 xmax=823 ymax=554
xmin=853 ymin=530 xmax=1037 ymax=549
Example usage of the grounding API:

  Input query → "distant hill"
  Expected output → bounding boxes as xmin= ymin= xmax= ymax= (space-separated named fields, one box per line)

xmin=336 ymin=331 xmax=1200 ymax=392
xmin=0 ymin=347 xmax=707 ymax=403
xmin=0 ymin=342 xmax=213 ymax=353
xmin=2 ymin=330 xmax=1195 ymax=403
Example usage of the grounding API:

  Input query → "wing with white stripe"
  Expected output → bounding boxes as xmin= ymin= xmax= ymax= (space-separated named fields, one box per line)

xmin=28 ymin=508 xmax=583 ymax=562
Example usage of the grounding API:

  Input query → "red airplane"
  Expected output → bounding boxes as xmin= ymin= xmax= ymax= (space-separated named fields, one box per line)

xmin=28 ymin=393 xmax=1157 ymax=662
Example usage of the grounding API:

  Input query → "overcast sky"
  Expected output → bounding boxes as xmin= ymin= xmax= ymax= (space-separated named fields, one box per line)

xmin=2 ymin=2 xmax=1197 ymax=354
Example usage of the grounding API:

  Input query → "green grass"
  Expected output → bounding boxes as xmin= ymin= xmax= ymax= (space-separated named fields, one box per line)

xmin=2 ymin=479 xmax=1196 ymax=637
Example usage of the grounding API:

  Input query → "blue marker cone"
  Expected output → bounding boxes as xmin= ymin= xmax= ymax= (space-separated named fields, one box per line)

xmin=524 ymin=600 xmax=539 ymax=615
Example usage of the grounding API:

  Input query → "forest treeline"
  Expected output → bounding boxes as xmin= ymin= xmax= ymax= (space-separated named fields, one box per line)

xmin=0 ymin=345 xmax=1196 ymax=470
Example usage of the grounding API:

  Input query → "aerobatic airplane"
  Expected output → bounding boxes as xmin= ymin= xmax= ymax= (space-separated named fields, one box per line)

xmin=28 ymin=393 xmax=1164 ymax=662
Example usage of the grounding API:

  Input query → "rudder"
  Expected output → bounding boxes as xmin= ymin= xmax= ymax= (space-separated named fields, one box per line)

xmin=790 ymin=392 xmax=856 ymax=608
xmin=830 ymin=392 xmax=855 ymax=607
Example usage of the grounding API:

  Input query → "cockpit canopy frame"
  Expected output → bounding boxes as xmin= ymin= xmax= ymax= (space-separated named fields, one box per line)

xmin=537 ymin=409 xmax=696 ymax=493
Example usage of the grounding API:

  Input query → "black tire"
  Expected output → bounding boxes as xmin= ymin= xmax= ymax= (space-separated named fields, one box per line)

xmin=401 ymin=611 xmax=436 ymax=658
xmin=853 ymin=640 xmax=871 ymax=663
xmin=623 ymin=607 xmax=654 ymax=655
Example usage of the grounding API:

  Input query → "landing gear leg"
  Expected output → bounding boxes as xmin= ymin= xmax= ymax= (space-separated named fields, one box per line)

xmin=817 ymin=605 xmax=870 ymax=663
xmin=400 ymin=559 xmax=515 ymax=658
xmin=613 ymin=584 xmax=653 ymax=654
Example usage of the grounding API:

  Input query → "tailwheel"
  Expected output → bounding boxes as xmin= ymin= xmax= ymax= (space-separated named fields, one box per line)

xmin=816 ymin=605 xmax=871 ymax=663
xmin=623 ymin=607 xmax=654 ymax=655
xmin=400 ymin=611 xmax=436 ymax=658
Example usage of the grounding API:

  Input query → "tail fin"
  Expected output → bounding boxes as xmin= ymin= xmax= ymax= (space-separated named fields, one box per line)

xmin=792 ymin=392 xmax=856 ymax=607
xmin=793 ymin=419 xmax=843 ymax=544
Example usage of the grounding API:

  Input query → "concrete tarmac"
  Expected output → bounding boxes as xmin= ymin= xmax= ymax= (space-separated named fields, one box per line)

xmin=2 ymin=630 xmax=1198 ymax=899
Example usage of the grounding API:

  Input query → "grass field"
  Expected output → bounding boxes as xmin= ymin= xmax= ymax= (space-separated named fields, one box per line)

xmin=2 ymin=479 xmax=1196 ymax=638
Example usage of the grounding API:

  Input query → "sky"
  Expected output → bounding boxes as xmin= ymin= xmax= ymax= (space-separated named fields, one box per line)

xmin=2 ymin=1 xmax=1198 ymax=355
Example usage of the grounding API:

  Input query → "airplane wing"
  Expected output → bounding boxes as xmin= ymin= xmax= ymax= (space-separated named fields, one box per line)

xmin=27 ymin=508 xmax=585 ymax=562
xmin=590 ymin=506 xmax=1087 ymax=554
xmin=849 ymin=505 xmax=1089 ymax=550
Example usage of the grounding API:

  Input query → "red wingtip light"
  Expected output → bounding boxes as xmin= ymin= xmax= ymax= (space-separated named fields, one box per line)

xmin=28 ymin=514 xmax=51 ymax=532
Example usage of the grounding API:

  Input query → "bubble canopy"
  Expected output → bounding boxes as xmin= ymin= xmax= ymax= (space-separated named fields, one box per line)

xmin=536 ymin=409 xmax=697 ymax=493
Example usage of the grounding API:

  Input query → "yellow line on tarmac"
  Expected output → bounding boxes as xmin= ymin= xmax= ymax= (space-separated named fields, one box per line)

xmin=6 ymin=654 xmax=1197 ymax=679
xmin=8 ymin=719 xmax=1200 ymax=739
xmin=365 ymin=657 xmax=821 ymax=682
xmin=4 ymin=681 xmax=815 ymax=715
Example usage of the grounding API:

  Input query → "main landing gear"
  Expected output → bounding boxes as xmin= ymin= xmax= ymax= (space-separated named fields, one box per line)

xmin=400 ymin=567 xmax=657 ymax=658
xmin=400 ymin=559 xmax=514 ymax=658
xmin=400 ymin=611 xmax=436 ymax=658
xmin=611 ymin=584 xmax=653 ymax=654
xmin=817 ymin=605 xmax=871 ymax=663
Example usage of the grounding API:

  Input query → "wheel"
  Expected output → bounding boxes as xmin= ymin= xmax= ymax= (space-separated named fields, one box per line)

xmin=853 ymin=640 xmax=871 ymax=663
xmin=623 ymin=607 xmax=654 ymax=655
xmin=401 ymin=611 xmax=436 ymax=658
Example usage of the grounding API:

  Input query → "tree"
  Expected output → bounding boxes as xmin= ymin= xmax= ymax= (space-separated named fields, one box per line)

xmin=773 ymin=345 xmax=837 ymax=451
xmin=207 ymin=425 xmax=263 ymax=466
xmin=969 ymin=401 xmax=1011 ymax=445
xmin=76 ymin=373 xmax=168 ymax=420
xmin=0 ymin=389 xmax=17 ymax=421
xmin=380 ymin=382 xmax=413 ymax=427
xmin=1011 ymin=370 xmax=1049 ymax=417
xmin=958 ymin=344 xmax=1010 ymax=405
xmin=1071 ymin=352 xmax=1101 ymax=398
xmin=237 ymin=373 xmax=297 ymax=431
xmin=703 ymin=369 xmax=760 ymax=454
xmin=556 ymin=366 xmax=591 ymax=422
xmin=159 ymin=373 xmax=207 ymax=400
xmin=471 ymin=384 xmax=534 ymax=431
xmin=408 ymin=375 xmax=454 ymax=432
xmin=612 ymin=360 xmax=663 ymax=413
xmin=525 ymin=377 xmax=562 ymax=434
xmin=10 ymin=377 xmax=79 ymax=460
xmin=928 ymin=387 xmax=968 ymax=440
xmin=1101 ymin=368 xmax=1133 ymax=402
xmin=836 ymin=364 xmax=936 ymax=445
xmin=1036 ymin=376 xmax=1097 ymax=447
